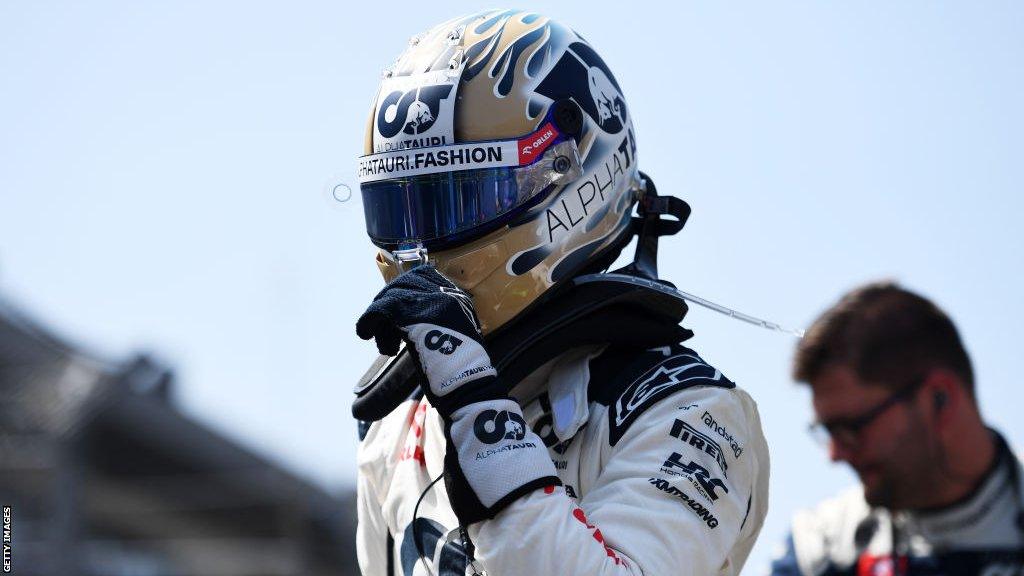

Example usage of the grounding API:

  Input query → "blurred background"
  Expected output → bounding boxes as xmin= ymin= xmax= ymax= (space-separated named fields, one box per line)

xmin=1 ymin=2 xmax=1022 ymax=574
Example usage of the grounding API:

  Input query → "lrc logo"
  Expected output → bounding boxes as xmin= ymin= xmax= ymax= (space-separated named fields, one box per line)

xmin=376 ymin=84 xmax=454 ymax=138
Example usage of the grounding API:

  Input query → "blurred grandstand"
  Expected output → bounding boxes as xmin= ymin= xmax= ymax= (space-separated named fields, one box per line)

xmin=0 ymin=295 xmax=358 ymax=575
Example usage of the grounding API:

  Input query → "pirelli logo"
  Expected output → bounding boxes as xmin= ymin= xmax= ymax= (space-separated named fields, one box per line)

xmin=669 ymin=419 xmax=728 ymax=477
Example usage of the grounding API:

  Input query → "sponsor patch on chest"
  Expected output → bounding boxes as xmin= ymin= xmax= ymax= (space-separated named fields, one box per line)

xmin=607 ymin=352 xmax=733 ymax=445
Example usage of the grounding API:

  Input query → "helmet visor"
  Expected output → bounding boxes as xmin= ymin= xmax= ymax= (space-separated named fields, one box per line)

xmin=358 ymin=133 xmax=581 ymax=250
xmin=362 ymin=167 xmax=521 ymax=248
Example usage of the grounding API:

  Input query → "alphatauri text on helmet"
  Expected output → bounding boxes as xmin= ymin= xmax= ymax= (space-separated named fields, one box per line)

xmin=358 ymin=119 xmax=567 ymax=184
xmin=376 ymin=135 xmax=447 ymax=152
xmin=357 ymin=142 xmax=517 ymax=183
xmin=544 ymin=132 xmax=634 ymax=243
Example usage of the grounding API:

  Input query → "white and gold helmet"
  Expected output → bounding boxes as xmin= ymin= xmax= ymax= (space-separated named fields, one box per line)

xmin=358 ymin=9 xmax=642 ymax=334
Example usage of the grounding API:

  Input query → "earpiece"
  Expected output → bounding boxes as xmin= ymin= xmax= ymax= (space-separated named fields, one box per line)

xmin=933 ymin=390 xmax=948 ymax=412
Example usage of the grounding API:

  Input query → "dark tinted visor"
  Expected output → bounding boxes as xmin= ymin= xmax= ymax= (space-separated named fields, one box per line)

xmin=361 ymin=168 xmax=522 ymax=248
xmin=359 ymin=139 xmax=582 ymax=250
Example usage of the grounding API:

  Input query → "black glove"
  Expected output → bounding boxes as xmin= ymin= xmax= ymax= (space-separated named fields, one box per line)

xmin=356 ymin=265 xmax=499 ymax=417
xmin=356 ymin=265 xmax=559 ymax=524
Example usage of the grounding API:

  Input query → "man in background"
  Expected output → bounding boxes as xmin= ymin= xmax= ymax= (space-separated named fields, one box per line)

xmin=771 ymin=282 xmax=1024 ymax=575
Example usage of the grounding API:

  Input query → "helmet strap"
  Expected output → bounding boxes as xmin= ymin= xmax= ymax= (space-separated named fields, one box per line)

xmin=615 ymin=172 xmax=691 ymax=282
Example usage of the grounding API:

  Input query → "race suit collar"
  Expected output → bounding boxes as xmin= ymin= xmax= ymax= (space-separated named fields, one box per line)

xmin=510 ymin=345 xmax=603 ymax=442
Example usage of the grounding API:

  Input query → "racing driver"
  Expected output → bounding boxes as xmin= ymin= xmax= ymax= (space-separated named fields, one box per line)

xmin=352 ymin=10 xmax=770 ymax=575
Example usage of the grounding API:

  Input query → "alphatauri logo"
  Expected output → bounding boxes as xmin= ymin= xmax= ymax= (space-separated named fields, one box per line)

xmin=376 ymin=84 xmax=454 ymax=138
xmin=474 ymin=409 xmax=527 ymax=444
xmin=535 ymin=42 xmax=628 ymax=134
xmin=424 ymin=329 xmax=463 ymax=355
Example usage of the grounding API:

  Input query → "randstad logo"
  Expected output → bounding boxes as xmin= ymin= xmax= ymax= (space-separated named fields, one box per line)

xmin=424 ymin=330 xmax=463 ymax=355
xmin=376 ymin=84 xmax=454 ymax=138
xmin=474 ymin=409 xmax=527 ymax=444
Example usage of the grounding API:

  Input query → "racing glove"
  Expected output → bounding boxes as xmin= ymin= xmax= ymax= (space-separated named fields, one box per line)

xmin=356 ymin=265 xmax=560 ymax=524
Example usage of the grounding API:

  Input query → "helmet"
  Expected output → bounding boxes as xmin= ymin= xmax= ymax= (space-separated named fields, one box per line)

xmin=358 ymin=9 xmax=641 ymax=334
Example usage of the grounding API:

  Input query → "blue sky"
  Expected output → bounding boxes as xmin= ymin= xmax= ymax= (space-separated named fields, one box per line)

xmin=2 ymin=2 xmax=1022 ymax=573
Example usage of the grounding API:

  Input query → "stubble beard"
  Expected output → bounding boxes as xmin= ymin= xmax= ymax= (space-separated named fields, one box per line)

xmin=863 ymin=422 xmax=940 ymax=509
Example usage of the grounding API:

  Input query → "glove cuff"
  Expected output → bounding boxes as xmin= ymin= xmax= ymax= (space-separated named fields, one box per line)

xmin=443 ymin=398 xmax=561 ymax=525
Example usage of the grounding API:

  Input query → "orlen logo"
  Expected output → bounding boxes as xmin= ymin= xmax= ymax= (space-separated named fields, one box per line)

xmin=377 ymin=84 xmax=454 ymax=138
xmin=518 ymin=122 xmax=558 ymax=161
xmin=424 ymin=329 xmax=463 ymax=355
xmin=473 ymin=409 xmax=527 ymax=444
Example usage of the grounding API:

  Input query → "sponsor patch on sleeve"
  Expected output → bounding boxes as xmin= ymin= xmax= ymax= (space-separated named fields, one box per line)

xmin=608 ymin=352 xmax=733 ymax=446
xmin=647 ymin=477 xmax=720 ymax=529
xmin=668 ymin=419 xmax=729 ymax=477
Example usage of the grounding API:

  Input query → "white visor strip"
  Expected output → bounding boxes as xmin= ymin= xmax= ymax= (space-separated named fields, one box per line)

xmin=357 ymin=140 xmax=521 ymax=184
